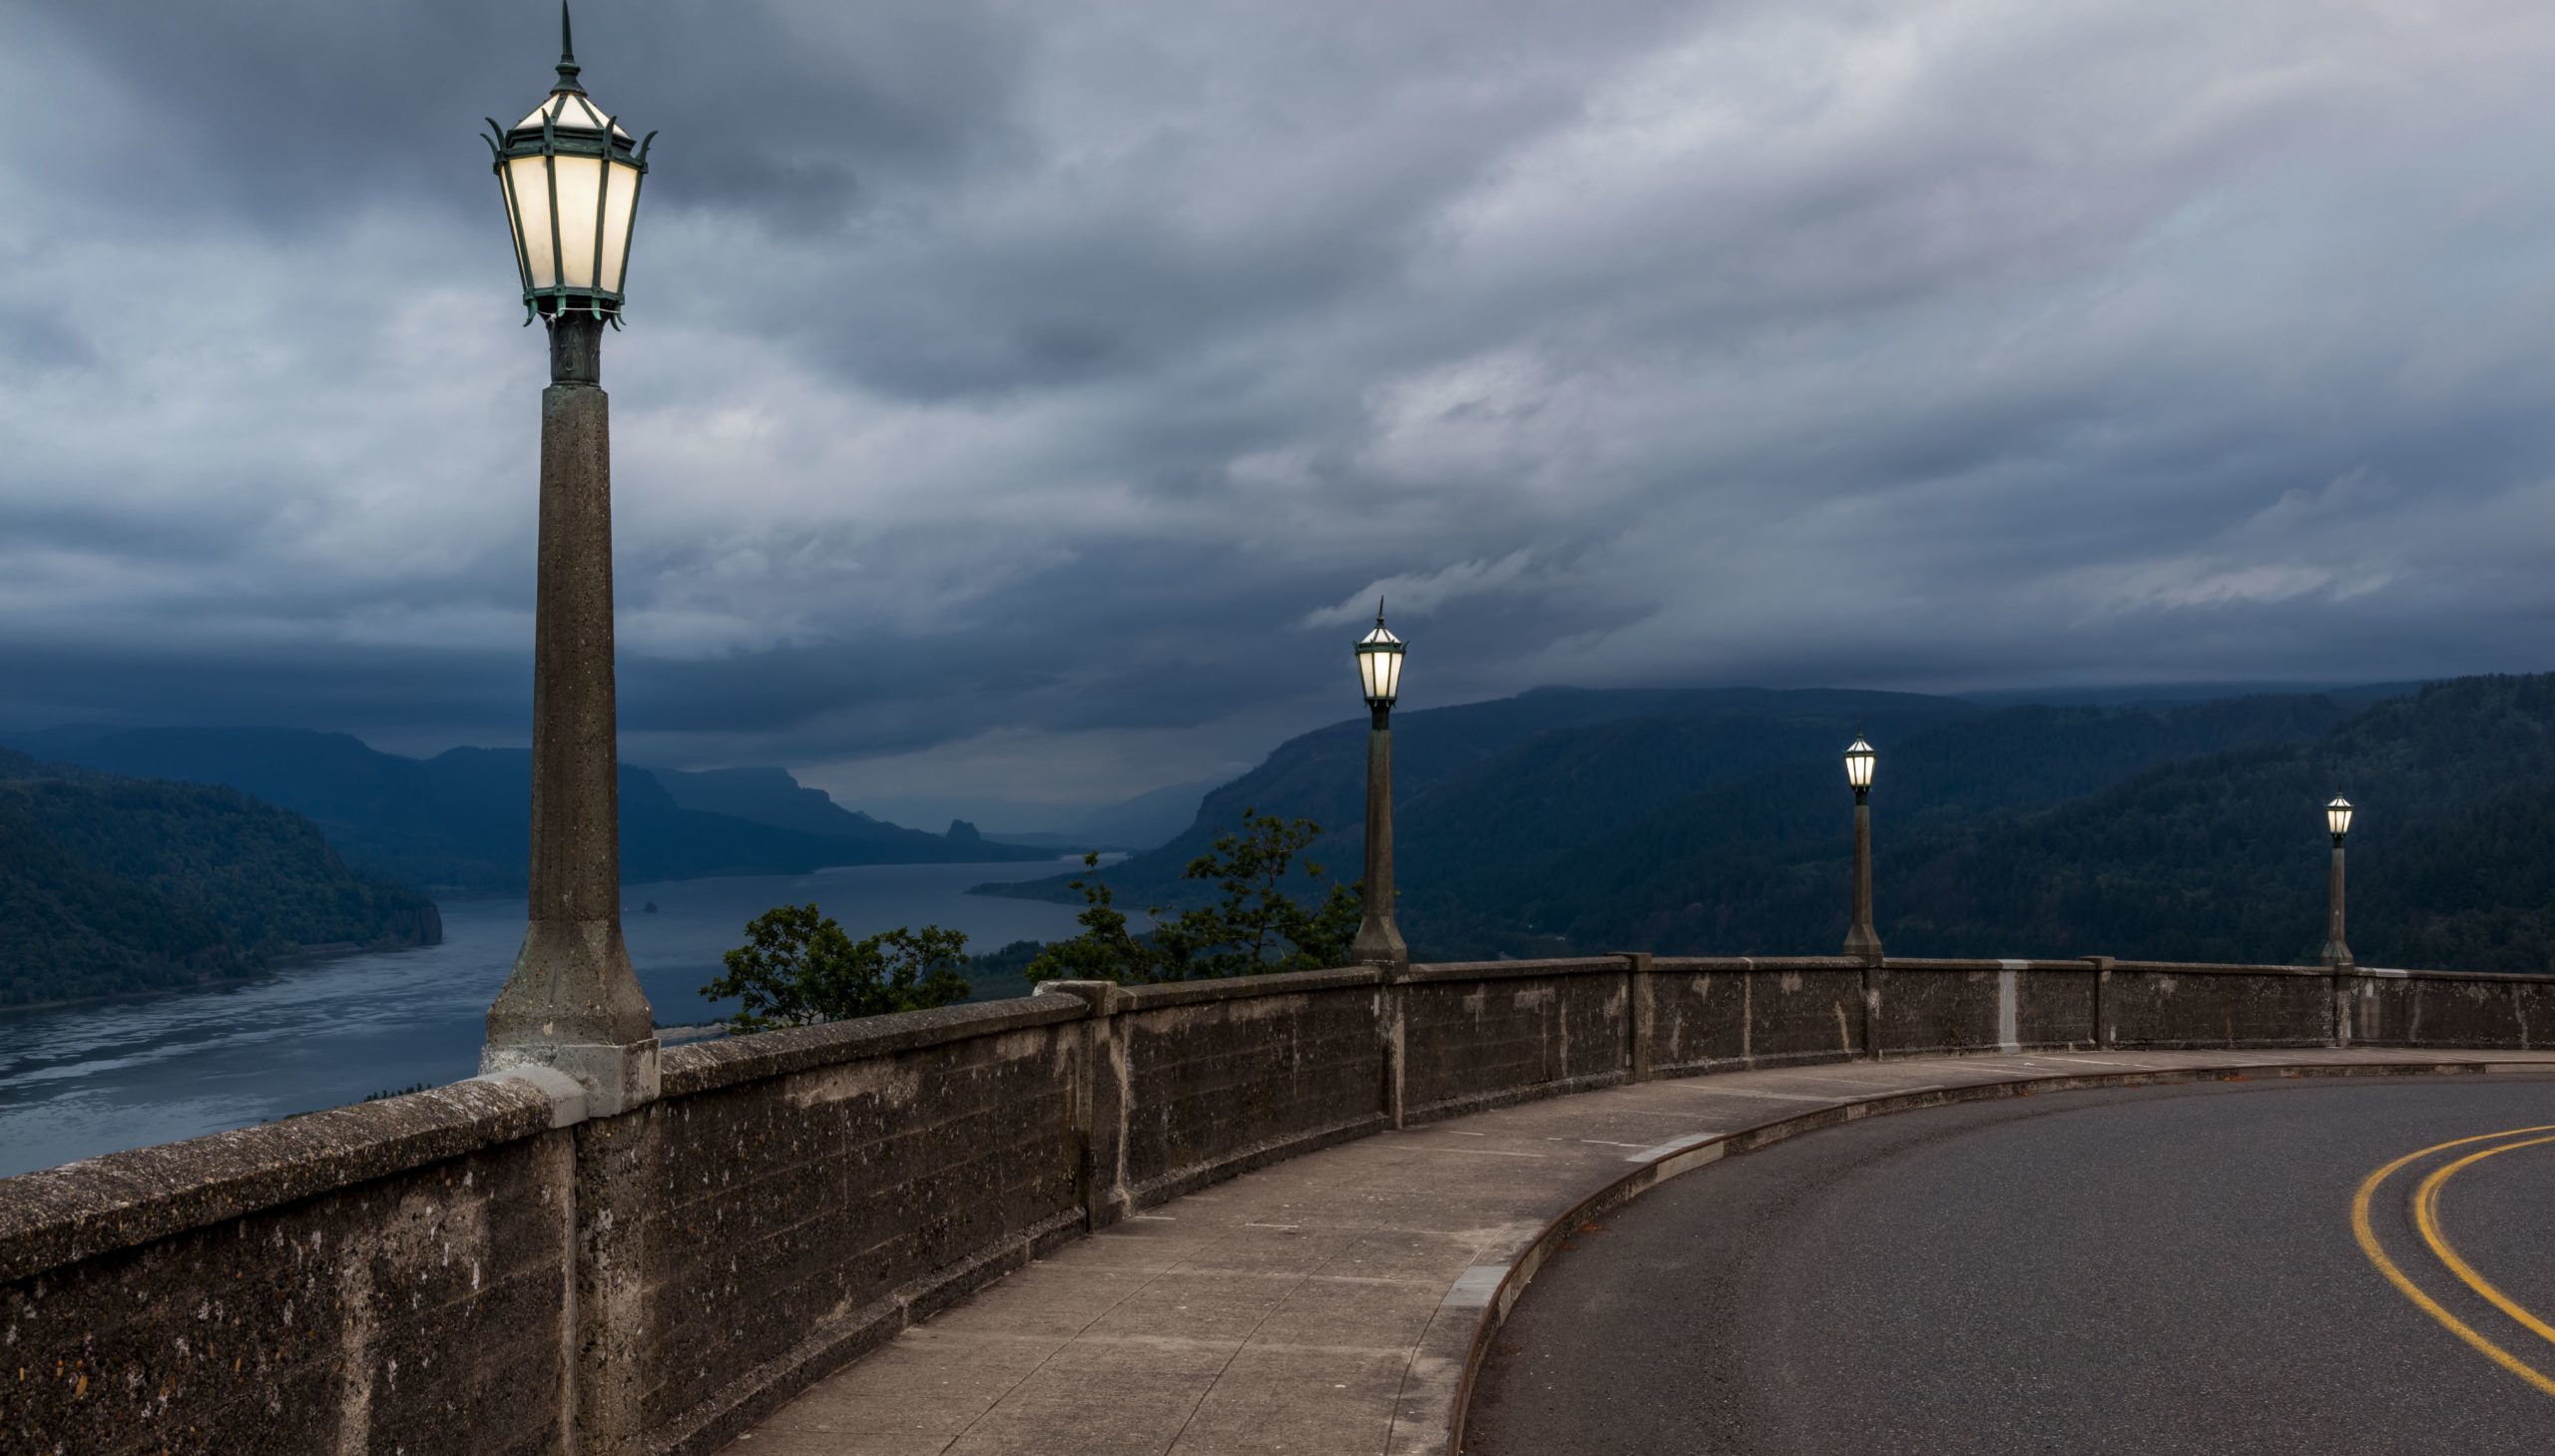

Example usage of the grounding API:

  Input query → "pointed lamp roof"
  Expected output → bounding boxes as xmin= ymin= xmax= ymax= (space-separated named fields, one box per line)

xmin=1358 ymin=599 xmax=1401 ymax=649
xmin=511 ymin=4 xmax=631 ymax=138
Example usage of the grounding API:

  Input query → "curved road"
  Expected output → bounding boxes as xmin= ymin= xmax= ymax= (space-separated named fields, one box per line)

xmin=1465 ymin=1076 xmax=2555 ymax=1454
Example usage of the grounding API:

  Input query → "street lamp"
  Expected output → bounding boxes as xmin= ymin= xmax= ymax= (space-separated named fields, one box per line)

xmin=479 ymin=4 xmax=661 ymax=1115
xmin=1351 ymin=603 xmax=1408 ymax=967
xmin=2323 ymin=796 xmax=2353 ymax=968
xmin=1842 ymin=735 xmax=1882 ymax=963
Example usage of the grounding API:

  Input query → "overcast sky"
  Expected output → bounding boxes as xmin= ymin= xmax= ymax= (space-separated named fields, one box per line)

xmin=2 ymin=1 xmax=2552 ymax=825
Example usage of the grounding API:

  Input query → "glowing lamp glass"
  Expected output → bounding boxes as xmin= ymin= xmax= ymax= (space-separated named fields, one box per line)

xmin=1845 ymin=736 xmax=1876 ymax=791
xmin=486 ymin=27 xmax=652 ymax=321
xmin=1356 ymin=619 xmax=1404 ymax=710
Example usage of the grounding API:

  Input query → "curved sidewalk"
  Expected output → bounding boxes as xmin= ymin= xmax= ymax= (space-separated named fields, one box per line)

xmin=719 ymin=1047 xmax=2555 ymax=1456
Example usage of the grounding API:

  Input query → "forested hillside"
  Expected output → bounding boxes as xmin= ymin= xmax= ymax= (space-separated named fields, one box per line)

xmin=968 ymin=676 xmax=2555 ymax=971
xmin=0 ymin=749 xmax=440 ymax=1007
xmin=1443 ymin=691 xmax=2369 ymax=957
xmin=986 ymin=687 xmax=1981 ymax=911
xmin=1846 ymin=675 xmax=2555 ymax=968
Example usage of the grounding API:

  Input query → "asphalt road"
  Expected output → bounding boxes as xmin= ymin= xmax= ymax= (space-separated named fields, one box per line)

xmin=1464 ymin=1075 xmax=2555 ymax=1455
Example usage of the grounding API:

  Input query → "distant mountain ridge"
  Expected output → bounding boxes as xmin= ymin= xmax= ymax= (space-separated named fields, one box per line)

xmin=4 ymin=728 xmax=1047 ymax=897
xmin=662 ymin=767 xmax=1217 ymax=855
xmin=648 ymin=764 xmax=1033 ymax=863
xmin=0 ymin=747 xmax=439 ymax=1008
xmin=980 ymin=778 xmax=1223 ymax=853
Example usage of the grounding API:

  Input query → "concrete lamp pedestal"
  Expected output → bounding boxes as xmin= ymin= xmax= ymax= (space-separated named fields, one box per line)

xmin=1351 ymin=705 xmax=1408 ymax=969
xmin=483 ymin=314 xmax=659 ymax=1116
xmin=1842 ymin=791 xmax=1883 ymax=964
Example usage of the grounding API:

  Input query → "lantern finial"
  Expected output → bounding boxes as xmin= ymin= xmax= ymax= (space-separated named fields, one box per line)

xmin=556 ymin=3 xmax=585 ymax=94
xmin=1376 ymin=596 xmax=1386 ymax=627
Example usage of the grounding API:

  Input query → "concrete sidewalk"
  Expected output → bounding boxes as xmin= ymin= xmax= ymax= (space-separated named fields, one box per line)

xmin=717 ymin=1048 xmax=2555 ymax=1456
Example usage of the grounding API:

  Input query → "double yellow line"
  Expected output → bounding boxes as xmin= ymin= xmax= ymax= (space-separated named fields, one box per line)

xmin=2351 ymin=1123 xmax=2555 ymax=1398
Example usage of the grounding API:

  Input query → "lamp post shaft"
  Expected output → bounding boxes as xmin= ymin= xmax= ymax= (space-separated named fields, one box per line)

xmin=2323 ymin=839 xmax=2351 ymax=968
xmin=484 ymin=313 xmax=659 ymax=1113
xmin=1351 ymin=705 xmax=1408 ymax=967
xmin=1843 ymin=790 xmax=1882 ymax=963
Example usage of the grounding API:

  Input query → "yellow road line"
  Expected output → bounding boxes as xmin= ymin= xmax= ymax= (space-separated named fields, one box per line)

xmin=2414 ymin=1134 xmax=2555 ymax=1352
xmin=2349 ymin=1124 xmax=2555 ymax=1400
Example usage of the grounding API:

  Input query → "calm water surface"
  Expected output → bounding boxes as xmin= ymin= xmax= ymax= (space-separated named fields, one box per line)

xmin=0 ymin=859 xmax=1089 ymax=1178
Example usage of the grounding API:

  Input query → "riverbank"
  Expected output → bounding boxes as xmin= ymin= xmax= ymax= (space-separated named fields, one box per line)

xmin=0 ymin=929 xmax=457 ymax=1019
xmin=0 ymin=859 xmax=1088 ymax=1178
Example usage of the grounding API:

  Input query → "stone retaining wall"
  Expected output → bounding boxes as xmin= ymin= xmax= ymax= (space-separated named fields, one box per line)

xmin=4 ymin=954 xmax=2546 ymax=1455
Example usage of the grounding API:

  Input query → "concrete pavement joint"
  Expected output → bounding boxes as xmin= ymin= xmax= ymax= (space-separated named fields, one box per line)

xmin=1659 ymin=1084 xmax=1840 ymax=1104
xmin=935 ymin=1228 xmax=1251 ymax=1452
xmin=1622 ymin=1133 xmax=1722 ymax=1163
xmin=1156 ymin=1225 xmax=1357 ymax=1454
xmin=1440 ymin=1266 xmax=1509 ymax=1310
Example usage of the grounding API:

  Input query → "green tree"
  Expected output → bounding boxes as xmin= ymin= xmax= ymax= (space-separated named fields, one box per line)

xmin=1026 ymin=809 xmax=1362 ymax=984
xmin=703 ymin=904 xmax=972 ymax=1033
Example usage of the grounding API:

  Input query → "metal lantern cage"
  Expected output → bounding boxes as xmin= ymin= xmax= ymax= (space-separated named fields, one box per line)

xmin=1356 ymin=605 xmax=1405 ymax=711
xmin=1844 ymin=735 xmax=1876 ymax=794
xmin=485 ymin=7 xmax=655 ymax=323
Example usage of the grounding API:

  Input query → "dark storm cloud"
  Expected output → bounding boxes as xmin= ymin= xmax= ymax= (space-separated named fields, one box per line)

xmin=3 ymin=1 xmax=2554 ymax=813
xmin=9 ymin=3 xmax=1023 ymax=224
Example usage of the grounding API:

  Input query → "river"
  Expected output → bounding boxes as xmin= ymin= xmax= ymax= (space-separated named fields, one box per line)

xmin=0 ymin=858 xmax=1091 ymax=1179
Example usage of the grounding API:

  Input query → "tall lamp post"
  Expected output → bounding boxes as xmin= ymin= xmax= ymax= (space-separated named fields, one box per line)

xmin=479 ymin=5 xmax=662 ymax=1114
xmin=1842 ymin=735 xmax=1882 ymax=963
xmin=1351 ymin=604 xmax=1408 ymax=968
xmin=2323 ymin=796 xmax=2354 ymax=968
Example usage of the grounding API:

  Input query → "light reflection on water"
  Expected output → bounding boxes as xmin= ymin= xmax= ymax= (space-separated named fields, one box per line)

xmin=0 ymin=859 xmax=1088 ymax=1179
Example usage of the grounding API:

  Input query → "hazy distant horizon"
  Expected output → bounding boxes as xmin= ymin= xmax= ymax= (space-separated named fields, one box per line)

xmin=0 ymin=672 xmax=2449 ymax=833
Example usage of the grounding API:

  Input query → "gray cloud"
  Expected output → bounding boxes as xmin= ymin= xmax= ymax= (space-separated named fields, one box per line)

xmin=3 ymin=1 xmax=2553 ymax=819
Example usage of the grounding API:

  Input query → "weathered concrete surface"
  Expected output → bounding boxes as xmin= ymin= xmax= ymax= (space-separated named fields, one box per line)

xmin=2103 ymin=963 xmax=2332 ymax=1048
xmin=642 ymin=1008 xmax=1090 ymax=1456
xmin=2018 ymin=960 xmax=2099 ymax=1045
xmin=1400 ymin=960 xmax=1628 ymax=1120
xmin=0 ymin=1083 xmax=572 ymax=1456
xmin=2351 ymin=968 xmax=2553 ymax=1048
xmin=1115 ymin=970 xmax=1387 ymax=1208
xmin=0 ymin=1079 xmax=554 ymax=1286
xmin=720 ymin=1047 xmax=2555 ymax=1456
xmin=1646 ymin=958 xmax=1869 ymax=1074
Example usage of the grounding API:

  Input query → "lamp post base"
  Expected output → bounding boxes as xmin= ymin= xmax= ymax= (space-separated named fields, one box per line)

xmin=2322 ymin=942 xmax=2353 ymax=970
xmin=486 ymin=917 xmax=659 ymax=1115
xmin=1842 ymin=924 xmax=1884 ymax=965
xmin=482 ymin=1037 xmax=661 ymax=1118
xmin=1352 ymin=918 xmax=1408 ymax=969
